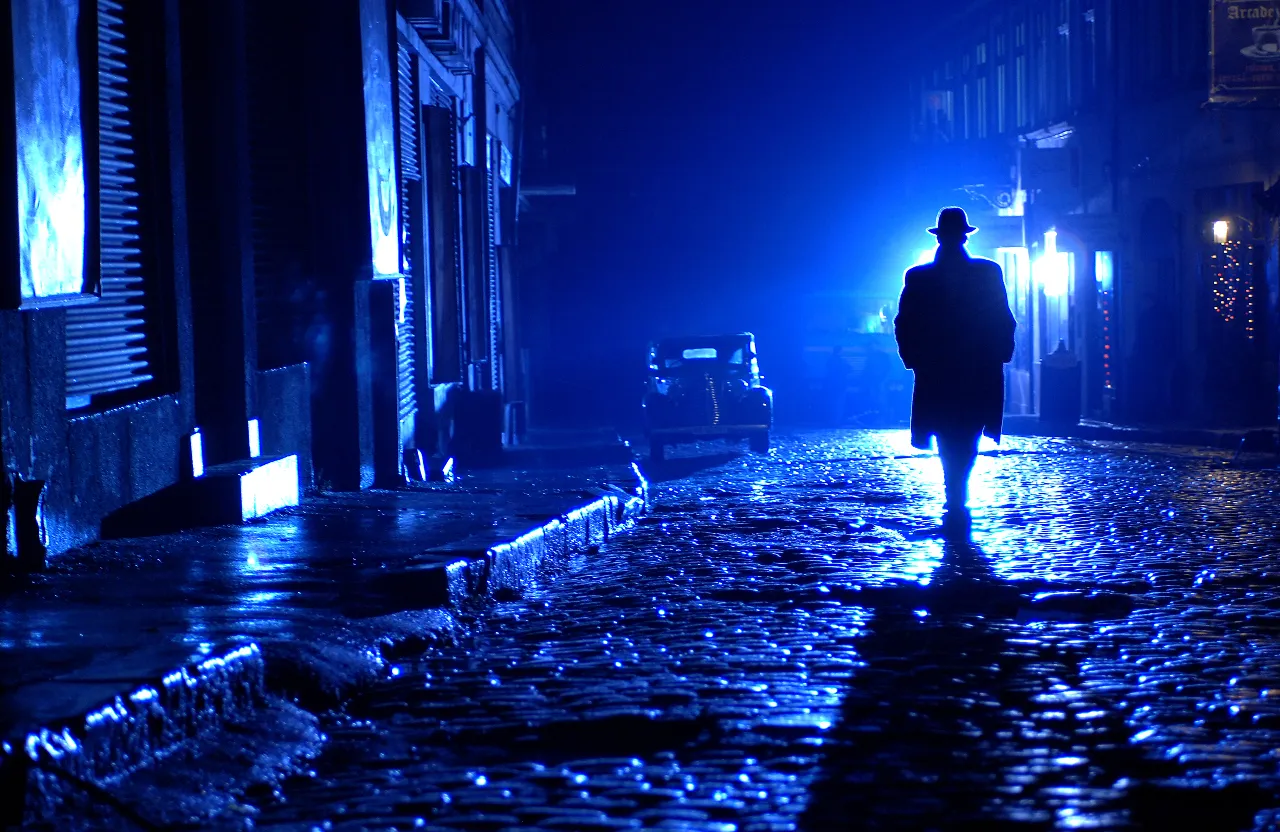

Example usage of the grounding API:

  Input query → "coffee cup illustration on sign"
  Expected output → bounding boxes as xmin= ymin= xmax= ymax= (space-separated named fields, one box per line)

xmin=1242 ymin=6 xmax=1280 ymax=62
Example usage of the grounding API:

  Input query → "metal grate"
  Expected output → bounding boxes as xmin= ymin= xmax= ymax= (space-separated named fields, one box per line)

xmin=486 ymin=137 xmax=502 ymax=392
xmin=396 ymin=42 xmax=419 ymax=424
xmin=66 ymin=0 xmax=152 ymax=403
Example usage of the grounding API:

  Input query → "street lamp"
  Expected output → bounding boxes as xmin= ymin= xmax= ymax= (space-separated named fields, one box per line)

xmin=1212 ymin=219 xmax=1230 ymax=245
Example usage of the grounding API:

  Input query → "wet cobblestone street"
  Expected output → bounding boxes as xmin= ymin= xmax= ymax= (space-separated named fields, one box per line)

xmin=251 ymin=429 xmax=1280 ymax=831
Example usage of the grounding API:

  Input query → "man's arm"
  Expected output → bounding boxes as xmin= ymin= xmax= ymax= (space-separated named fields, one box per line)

xmin=989 ymin=265 xmax=1016 ymax=364
xmin=894 ymin=270 xmax=922 ymax=370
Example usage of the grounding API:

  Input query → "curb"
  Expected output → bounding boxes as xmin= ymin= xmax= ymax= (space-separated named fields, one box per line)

xmin=4 ymin=457 xmax=650 ymax=823
xmin=7 ymin=643 xmax=265 ymax=819
xmin=1004 ymin=420 xmax=1277 ymax=451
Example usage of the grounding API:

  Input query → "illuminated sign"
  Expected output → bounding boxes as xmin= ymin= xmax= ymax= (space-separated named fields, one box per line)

xmin=1211 ymin=0 xmax=1280 ymax=101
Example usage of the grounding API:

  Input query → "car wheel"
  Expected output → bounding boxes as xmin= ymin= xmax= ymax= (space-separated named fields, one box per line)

xmin=650 ymin=441 xmax=666 ymax=463
xmin=749 ymin=431 xmax=770 ymax=454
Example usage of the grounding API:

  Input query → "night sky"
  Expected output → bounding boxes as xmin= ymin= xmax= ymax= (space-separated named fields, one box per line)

xmin=522 ymin=0 xmax=946 ymax=424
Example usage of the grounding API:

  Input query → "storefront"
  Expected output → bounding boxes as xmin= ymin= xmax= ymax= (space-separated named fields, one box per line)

xmin=1195 ymin=183 xmax=1277 ymax=427
xmin=1033 ymin=214 xmax=1120 ymax=422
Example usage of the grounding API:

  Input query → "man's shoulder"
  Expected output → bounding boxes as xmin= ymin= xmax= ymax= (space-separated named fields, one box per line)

xmin=967 ymin=256 xmax=1004 ymax=277
xmin=903 ymin=263 xmax=935 ymax=284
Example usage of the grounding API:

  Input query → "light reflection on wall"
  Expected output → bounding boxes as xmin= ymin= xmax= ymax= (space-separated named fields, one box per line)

xmin=12 ymin=0 xmax=86 ymax=300
xmin=359 ymin=0 xmax=399 ymax=276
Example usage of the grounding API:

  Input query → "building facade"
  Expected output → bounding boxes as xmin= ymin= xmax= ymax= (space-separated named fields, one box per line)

xmin=908 ymin=0 xmax=1280 ymax=428
xmin=0 ymin=0 xmax=521 ymax=568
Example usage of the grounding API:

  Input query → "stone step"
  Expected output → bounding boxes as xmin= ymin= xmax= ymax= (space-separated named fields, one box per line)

xmin=199 ymin=454 xmax=300 ymax=522
xmin=100 ymin=454 xmax=300 ymax=538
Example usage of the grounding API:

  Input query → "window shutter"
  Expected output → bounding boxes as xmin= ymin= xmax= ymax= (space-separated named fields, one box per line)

xmin=396 ymin=42 xmax=419 ymax=425
xmin=424 ymin=85 xmax=464 ymax=383
xmin=66 ymin=0 xmax=153 ymax=404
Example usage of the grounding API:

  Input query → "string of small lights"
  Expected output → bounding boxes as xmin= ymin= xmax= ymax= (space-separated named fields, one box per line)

xmin=1100 ymin=293 xmax=1113 ymax=390
xmin=1244 ymin=251 xmax=1256 ymax=340
xmin=1210 ymin=238 xmax=1249 ymax=335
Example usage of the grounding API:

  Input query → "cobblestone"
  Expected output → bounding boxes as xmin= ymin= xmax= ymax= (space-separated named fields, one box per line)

xmin=250 ymin=430 xmax=1280 ymax=830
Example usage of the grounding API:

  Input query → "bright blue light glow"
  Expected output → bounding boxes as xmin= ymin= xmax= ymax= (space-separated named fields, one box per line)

xmin=1033 ymin=230 xmax=1069 ymax=298
xmin=1095 ymin=251 xmax=1114 ymax=293
xmin=359 ymin=0 xmax=400 ymax=276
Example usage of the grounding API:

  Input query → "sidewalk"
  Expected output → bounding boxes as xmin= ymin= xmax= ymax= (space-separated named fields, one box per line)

xmin=0 ymin=430 xmax=647 ymax=816
xmin=1002 ymin=414 xmax=1278 ymax=450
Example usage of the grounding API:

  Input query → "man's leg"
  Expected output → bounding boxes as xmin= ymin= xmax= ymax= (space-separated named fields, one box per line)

xmin=936 ymin=430 xmax=980 ymax=511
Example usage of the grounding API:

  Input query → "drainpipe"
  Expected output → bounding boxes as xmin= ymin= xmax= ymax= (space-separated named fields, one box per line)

xmin=511 ymin=3 xmax=526 ymax=405
xmin=510 ymin=0 xmax=531 ymax=425
xmin=1108 ymin=0 xmax=1123 ymax=416
xmin=1109 ymin=0 xmax=1121 ymax=214
xmin=513 ymin=1 xmax=528 ymax=238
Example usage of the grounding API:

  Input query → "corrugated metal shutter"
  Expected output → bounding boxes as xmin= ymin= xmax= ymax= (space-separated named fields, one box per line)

xmin=486 ymin=137 xmax=502 ymax=392
xmin=66 ymin=0 xmax=153 ymax=402
xmin=396 ymin=42 xmax=419 ymax=425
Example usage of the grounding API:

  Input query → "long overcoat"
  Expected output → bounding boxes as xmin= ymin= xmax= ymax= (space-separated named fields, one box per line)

xmin=894 ymin=249 xmax=1016 ymax=450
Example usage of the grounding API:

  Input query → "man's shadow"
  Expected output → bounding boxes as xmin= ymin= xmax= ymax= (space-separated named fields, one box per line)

xmin=798 ymin=533 xmax=1272 ymax=831
xmin=795 ymin=536 xmax=1070 ymax=830
xmin=799 ymin=534 xmax=1020 ymax=830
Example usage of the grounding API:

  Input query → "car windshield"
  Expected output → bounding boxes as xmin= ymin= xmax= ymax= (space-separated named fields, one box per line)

xmin=655 ymin=343 xmax=749 ymax=374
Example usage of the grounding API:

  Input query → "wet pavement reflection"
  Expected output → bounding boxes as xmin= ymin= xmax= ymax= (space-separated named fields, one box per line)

xmin=250 ymin=429 xmax=1280 ymax=830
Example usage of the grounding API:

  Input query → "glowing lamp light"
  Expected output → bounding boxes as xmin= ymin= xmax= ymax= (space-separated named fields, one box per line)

xmin=1033 ymin=229 xmax=1069 ymax=299
xmin=915 ymin=247 xmax=937 ymax=267
xmin=1213 ymin=220 xmax=1230 ymax=245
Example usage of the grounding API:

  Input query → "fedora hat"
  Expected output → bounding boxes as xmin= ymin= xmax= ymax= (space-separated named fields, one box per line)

xmin=929 ymin=207 xmax=978 ymax=237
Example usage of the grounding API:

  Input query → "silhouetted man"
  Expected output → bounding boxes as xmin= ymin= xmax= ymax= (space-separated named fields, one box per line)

xmin=894 ymin=208 xmax=1016 ymax=526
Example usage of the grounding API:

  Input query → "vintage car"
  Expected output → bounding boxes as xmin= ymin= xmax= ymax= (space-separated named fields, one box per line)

xmin=643 ymin=333 xmax=773 ymax=462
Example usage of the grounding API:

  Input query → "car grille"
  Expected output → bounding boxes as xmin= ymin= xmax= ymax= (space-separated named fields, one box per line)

xmin=706 ymin=375 xmax=721 ymax=425
xmin=660 ymin=374 xmax=754 ymax=428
